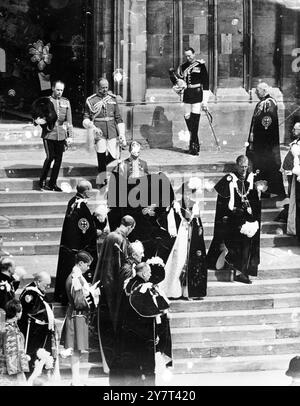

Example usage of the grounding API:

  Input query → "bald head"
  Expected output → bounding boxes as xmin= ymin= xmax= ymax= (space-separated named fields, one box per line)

xmin=0 ymin=257 xmax=15 ymax=276
xmin=77 ymin=180 xmax=92 ymax=197
xmin=135 ymin=262 xmax=151 ymax=282
xmin=98 ymin=77 xmax=109 ymax=97
xmin=256 ymin=82 xmax=270 ymax=100
xmin=34 ymin=271 xmax=51 ymax=292
xmin=236 ymin=155 xmax=248 ymax=166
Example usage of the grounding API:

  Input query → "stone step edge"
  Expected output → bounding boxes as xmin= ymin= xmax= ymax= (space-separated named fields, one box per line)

xmin=4 ymin=233 xmax=297 ymax=247
xmin=170 ymin=307 xmax=300 ymax=319
xmin=4 ymin=207 xmax=286 ymax=221
xmin=0 ymin=220 xmax=289 ymax=233
xmin=172 ymin=337 xmax=300 ymax=350
xmin=171 ymin=321 xmax=300 ymax=334
xmin=173 ymin=353 xmax=297 ymax=367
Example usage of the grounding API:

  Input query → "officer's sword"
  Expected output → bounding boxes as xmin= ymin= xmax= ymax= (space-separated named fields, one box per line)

xmin=204 ymin=110 xmax=221 ymax=151
xmin=24 ymin=317 xmax=31 ymax=353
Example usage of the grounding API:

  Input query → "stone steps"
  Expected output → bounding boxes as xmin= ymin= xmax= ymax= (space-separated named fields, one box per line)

xmin=50 ymin=292 xmax=300 ymax=320
xmin=15 ymin=262 xmax=300 ymax=290
xmin=171 ymin=322 xmax=300 ymax=343
xmin=0 ymin=140 xmax=87 ymax=150
xmin=0 ymin=172 xmax=289 ymax=192
xmin=0 ymin=148 xmax=296 ymax=376
xmin=4 ymin=233 xmax=298 ymax=256
xmin=0 ymin=200 xmax=101 ymax=216
xmin=206 ymin=278 xmax=300 ymax=296
xmin=0 ymin=189 xmax=99 ymax=203
xmin=169 ymin=307 xmax=300 ymax=328
xmin=170 ymin=293 xmax=300 ymax=312
xmin=172 ymin=337 xmax=300 ymax=359
xmin=0 ymin=221 xmax=288 ymax=242
xmin=0 ymin=126 xmax=89 ymax=150
xmin=4 ymin=214 xmax=65 ymax=228
xmin=0 ymin=196 xmax=282 ymax=216
xmin=0 ymin=194 xmax=288 ymax=213
xmin=173 ymin=353 xmax=297 ymax=374
xmin=24 ymin=278 xmax=300 ymax=302
xmin=0 ymin=227 xmax=62 ymax=242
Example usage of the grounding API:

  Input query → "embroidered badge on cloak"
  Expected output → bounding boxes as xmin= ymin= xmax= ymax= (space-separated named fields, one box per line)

xmin=78 ymin=218 xmax=90 ymax=234
xmin=261 ymin=116 xmax=272 ymax=129
xmin=25 ymin=294 xmax=33 ymax=303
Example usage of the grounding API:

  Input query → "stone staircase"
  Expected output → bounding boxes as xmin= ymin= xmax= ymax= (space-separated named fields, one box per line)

xmin=1 ymin=125 xmax=299 ymax=379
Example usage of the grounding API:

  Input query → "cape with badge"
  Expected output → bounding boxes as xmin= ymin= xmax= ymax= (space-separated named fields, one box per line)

xmin=54 ymin=192 xmax=98 ymax=305
xmin=206 ymin=171 xmax=261 ymax=276
xmin=109 ymin=273 xmax=172 ymax=386
xmin=246 ymin=94 xmax=285 ymax=196
xmin=107 ymin=168 xmax=179 ymax=262
xmin=18 ymin=281 xmax=57 ymax=373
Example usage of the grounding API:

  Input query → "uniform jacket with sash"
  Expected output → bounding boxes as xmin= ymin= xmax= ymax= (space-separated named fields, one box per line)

xmin=177 ymin=59 xmax=209 ymax=104
xmin=83 ymin=92 xmax=123 ymax=157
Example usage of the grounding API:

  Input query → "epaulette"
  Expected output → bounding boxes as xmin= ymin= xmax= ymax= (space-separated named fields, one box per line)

xmin=61 ymin=96 xmax=69 ymax=102
xmin=108 ymin=91 xmax=117 ymax=98
xmin=86 ymin=93 xmax=97 ymax=102
xmin=197 ymin=59 xmax=206 ymax=64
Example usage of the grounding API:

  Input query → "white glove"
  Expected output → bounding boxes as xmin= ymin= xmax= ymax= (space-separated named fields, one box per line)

xmin=117 ymin=122 xmax=127 ymax=147
xmin=82 ymin=118 xmax=94 ymax=129
xmin=35 ymin=117 xmax=46 ymax=125
xmin=201 ymin=90 xmax=210 ymax=110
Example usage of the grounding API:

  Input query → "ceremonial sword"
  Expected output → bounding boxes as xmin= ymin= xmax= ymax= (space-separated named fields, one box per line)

xmin=204 ymin=109 xmax=221 ymax=151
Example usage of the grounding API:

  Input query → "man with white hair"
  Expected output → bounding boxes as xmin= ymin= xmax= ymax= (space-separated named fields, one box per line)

xmin=207 ymin=155 xmax=262 ymax=284
xmin=83 ymin=77 xmax=126 ymax=188
xmin=54 ymin=179 xmax=98 ymax=304
xmin=0 ymin=258 xmax=18 ymax=310
xmin=18 ymin=271 xmax=56 ymax=373
xmin=110 ymin=261 xmax=171 ymax=386
xmin=246 ymin=82 xmax=285 ymax=197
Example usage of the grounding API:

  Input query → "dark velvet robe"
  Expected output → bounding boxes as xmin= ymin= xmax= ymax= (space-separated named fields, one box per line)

xmin=206 ymin=172 xmax=261 ymax=276
xmin=107 ymin=169 xmax=178 ymax=261
xmin=92 ymin=228 xmax=130 ymax=369
xmin=246 ymin=94 xmax=285 ymax=196
xmin=109 ymin=275 xmax=172 ymax=386
xmin=54 ymin=192 xmax=98 ymax=305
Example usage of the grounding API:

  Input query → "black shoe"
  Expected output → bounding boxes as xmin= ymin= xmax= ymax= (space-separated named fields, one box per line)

xmin=234 ymin=273 xmax=252 ymax=284
xmin=50 ymin=184 xmax=62 ymax=192
xmin=39 ymin=181 xmax=51 ymax=191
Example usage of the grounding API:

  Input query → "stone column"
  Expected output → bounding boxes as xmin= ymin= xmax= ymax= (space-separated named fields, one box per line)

xmin=116 ymin=0 xmax=147 ymax=102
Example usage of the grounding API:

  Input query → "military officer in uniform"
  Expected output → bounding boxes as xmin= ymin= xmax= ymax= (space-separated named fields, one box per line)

xmin=18 ymin=271 xmax=56 ymax=373
xmin=34 ymin=80 xmax=73 ymax=192
xmin=115 ymin=141 xmax=149 ymax=180
xmin=170 ymin=47 xmax=209 ymax=155
xmin=83 ymin=77 xmax=126 ymax=188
